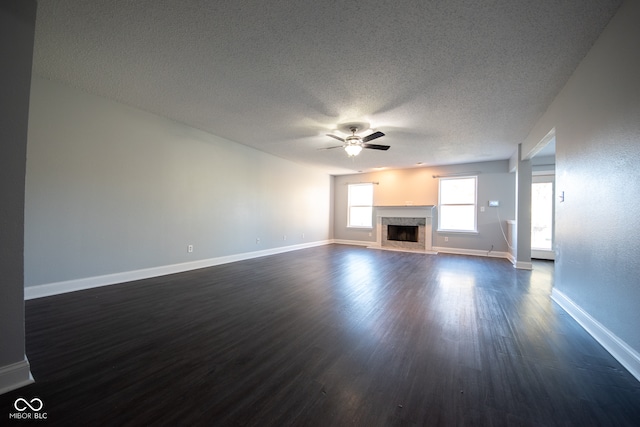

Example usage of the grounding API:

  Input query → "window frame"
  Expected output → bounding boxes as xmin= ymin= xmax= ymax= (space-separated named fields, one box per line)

xmin=437 ymin=176 xmax=478 ymax=233
xmin=347 ymin=183 xmax=374 ymax=229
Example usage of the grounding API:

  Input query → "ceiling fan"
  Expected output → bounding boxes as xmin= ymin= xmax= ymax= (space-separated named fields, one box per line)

xmin=325 ymin=126 xmax=390 ymax=157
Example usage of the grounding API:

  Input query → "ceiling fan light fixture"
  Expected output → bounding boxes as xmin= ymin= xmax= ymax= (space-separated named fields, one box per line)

xmin=323 ymin=124 xmax=388 ymax=157
xmin=344 ymin=144 xmax=362 ymax=157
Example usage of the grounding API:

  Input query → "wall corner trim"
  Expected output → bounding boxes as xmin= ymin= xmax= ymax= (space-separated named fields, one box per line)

xmin=25 ymin=240 xmax=332 ymax=300
xmin=0 ymin=357 xmax=34 ymax=396
xmin=551 ymin=289 xmax=640 ymax=383
xmin=514 ymin=261 xmax=533 ymax=270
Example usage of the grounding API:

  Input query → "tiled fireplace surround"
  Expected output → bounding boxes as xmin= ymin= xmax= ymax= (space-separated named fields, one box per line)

xmin=373 ymin=206 xmax=435 ymax=253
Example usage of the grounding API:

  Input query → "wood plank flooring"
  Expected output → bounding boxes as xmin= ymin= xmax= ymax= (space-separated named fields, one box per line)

xmin=2 ymin=245 xmax=640 ymax=426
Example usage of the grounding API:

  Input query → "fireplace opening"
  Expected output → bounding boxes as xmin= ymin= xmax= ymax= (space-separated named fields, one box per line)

xmin=387 ymin=225 xmax=419 ymax=242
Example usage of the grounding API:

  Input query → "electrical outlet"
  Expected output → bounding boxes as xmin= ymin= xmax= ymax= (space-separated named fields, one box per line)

xmin=187 ymin=245 xmax=194 ymax=253
xmin=480 ymin=206 xmax=485 ymax=212
xmin=444 ymin=237 xmax=449 ymax=242
xmin=283 ymin=235 xmax=287 ymax=241
xmin=256 ymin=238 xmax=260 ymax=244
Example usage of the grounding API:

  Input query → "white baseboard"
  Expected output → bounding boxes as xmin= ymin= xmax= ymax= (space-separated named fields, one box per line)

xmin=432 ymin=246 xmax=510 ymax=260
xmin=331 ymin=239 xmax=372 ymax=247
xmin=366 ymin=244 xmax=437 ymax=255
xmin=25 ymin=240 xmax=332 ymax=300
xmin=551 ymin=289 xmax=640 ymax=382
xmin=0 ymin=357 xmax=34 ymax=395
xmin=504 ymin=252 xmax=532 ymax=270
xmin=514 ymin=261 xmax=533 ymax=270
xmin=338 ymin=242 xmax=509 ymax=259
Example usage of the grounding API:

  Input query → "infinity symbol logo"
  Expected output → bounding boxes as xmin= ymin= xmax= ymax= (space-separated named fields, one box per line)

xmin=14 ymin=397 xmax=44 ymax=412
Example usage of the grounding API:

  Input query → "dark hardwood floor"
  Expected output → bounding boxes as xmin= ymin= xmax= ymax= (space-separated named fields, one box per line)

xmin=2 ymin=245 xmax=639 ymax=426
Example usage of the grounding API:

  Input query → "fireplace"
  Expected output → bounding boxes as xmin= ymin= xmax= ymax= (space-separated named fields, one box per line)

xmin=388 ymin=225 xmax=418 ymax=242
xmin=373 ymin=206 xmax=435 ymax=253
xmin=381 ymin=216 xmax=426 ymax=250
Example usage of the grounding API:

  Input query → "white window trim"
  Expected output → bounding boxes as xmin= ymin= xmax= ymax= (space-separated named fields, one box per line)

xmin=437 ymin=176 xmax=478 ymax=233
xmin=347 ymin=183 xmax=374 ymax=229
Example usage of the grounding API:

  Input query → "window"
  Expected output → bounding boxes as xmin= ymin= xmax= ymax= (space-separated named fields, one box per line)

xmin=438 ymin=176 xmax=477 ymax=232
xmin=347 ymin=183 xmax=373 ymax=228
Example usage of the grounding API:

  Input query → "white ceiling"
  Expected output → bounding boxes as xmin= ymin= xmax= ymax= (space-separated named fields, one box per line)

xmin=32 ymin=0 xmax=621 ymax=175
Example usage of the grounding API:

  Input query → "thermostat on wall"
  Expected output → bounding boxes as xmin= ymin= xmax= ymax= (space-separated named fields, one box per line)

xmin=488 ymin=200 xmax=500 ymax=207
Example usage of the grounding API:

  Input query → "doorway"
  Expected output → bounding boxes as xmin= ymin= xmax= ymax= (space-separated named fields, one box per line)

xmin=531 ymin=174 xmax=555 ymax=260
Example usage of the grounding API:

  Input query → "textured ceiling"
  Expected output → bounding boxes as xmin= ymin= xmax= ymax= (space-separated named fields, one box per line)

xmin=32 ymin=0 xmax=622 ymax=175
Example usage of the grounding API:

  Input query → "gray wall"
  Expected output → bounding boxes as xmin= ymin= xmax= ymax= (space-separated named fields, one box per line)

xmin=0 ymin=0 xmax=35 ymax=383
xmin=333 ymin=160 xmax=515 ymax=253
xmin=523 ymin=0 xmax=640 ymax=351
xmin=25 ymin=78 xmax=332 ymax=287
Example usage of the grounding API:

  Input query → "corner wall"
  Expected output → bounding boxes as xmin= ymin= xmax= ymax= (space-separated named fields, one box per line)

xmin=0 ymin=0 xmax=36 ymax=394
xmin=523 ymin=0 xmax=640 ymax=378
xmin=25 ymin=78 xmax=332 ymax=291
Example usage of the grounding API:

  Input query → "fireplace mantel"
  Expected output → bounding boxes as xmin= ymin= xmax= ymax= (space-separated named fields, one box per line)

xmin=375 ymin=206 xmax=434 ymax=219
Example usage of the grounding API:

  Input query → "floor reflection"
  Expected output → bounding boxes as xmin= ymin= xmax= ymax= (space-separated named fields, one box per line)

xmin=432 ymin=268 xmax=478 ymax=341
xmin=332 ymin=251 xmax=383 ymax=337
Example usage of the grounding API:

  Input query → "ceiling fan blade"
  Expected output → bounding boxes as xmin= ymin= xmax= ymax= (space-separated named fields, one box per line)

xmin=362 ymin=143 xmax=390 ymax=150
xmin=318 ymin=145 xmax=344 ymax=150
xmin=362 ymin=131 xmax=385 ymax=143
xmin=326 ymin=134 xmax=345 ymax=142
